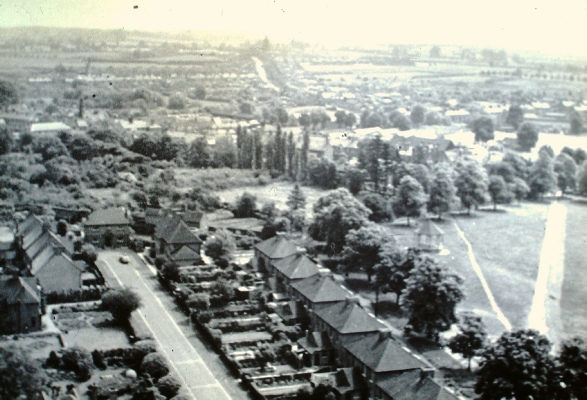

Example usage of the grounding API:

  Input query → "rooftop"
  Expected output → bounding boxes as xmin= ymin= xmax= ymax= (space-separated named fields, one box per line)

xmin=30 ymin=122 xmax=72 ymax=132
xmin=254 ymin=235 xmax=298 ymax=260
xmin=85 ymin=207 xmax=130 ymax=226
xmin=313 ymin=300 xmax=387 ymax=335
xmin=271 ymin=253 xmax=321 ymax=280
xmin=291 ymin=275 xmax=352 ymax=304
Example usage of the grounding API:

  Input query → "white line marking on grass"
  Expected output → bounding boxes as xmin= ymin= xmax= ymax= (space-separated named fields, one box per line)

xmin=453 ymin=221 xmax=512 ymax=331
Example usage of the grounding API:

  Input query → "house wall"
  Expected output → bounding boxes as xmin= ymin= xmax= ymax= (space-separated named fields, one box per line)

xmin=0 ymin=302 xmax=41 ymax=334
xmin=85 ymin=225 xmax=132 ymax=248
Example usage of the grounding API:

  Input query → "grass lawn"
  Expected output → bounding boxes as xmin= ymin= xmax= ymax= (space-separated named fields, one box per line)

xmin=443 ymin=203 xmax=549 ymax=337
xmin=560 ymin=200 xmax=587 ymax=340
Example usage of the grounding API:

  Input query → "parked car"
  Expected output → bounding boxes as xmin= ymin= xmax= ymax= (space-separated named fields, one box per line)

xmin=119 ymin=255 xmax=130 ymax=264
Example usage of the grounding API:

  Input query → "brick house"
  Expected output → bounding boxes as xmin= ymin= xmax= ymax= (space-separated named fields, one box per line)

xmin=0 ymin=275 xmax=42 ymax=334
xmin=84 ymin=207 xmax=133 ymax=248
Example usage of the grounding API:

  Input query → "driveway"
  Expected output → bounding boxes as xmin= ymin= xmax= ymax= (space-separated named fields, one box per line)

xmin=97 ymin=250 xmax=250 ymax=400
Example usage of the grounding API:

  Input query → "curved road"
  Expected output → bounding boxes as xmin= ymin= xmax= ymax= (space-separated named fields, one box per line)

xmin=98 ymin=250 xmax=250 ymax=400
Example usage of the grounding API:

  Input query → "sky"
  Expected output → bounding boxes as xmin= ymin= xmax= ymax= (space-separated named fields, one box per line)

xmin=1 ymin=0 xmax=586 ymax=57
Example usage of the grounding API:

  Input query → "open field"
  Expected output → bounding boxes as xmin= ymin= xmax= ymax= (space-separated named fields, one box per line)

xmin=560 ymin=201 xmax=587 ymax=340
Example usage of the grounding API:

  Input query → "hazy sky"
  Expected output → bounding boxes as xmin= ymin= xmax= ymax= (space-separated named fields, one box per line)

xmin=1 ymin=0 xmax=586 ymax=57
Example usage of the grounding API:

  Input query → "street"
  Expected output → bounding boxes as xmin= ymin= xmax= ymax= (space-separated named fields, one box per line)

xmin=97 ymin=250 xmax=251 ymax=400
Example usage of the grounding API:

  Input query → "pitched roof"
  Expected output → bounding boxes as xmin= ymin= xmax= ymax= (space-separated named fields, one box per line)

xmin=31 ymin=246 xmax=57 ymax=275
xmin=85 ymin=207 xmax=130 ymax=226
xmin=313 ymin=300 xmax=387 ymax=335
xmin=272 ymin=253 xmax=320 ymax=280
xmin=416 ymin=219 xmax=444 ymax=236
xmin=342 ymin=332 xmax=428 ymax=373
xmin=35 ymin=253 xmax=83 ymax=277
xmin=30 ymin=122 xmax=72 ymax=132
xmin=22 ymin=224 xmax=45 ymax=250
xmin=169 ymin=245 xmax=201 ymax=262
xmin=156 ymin=216 xmax=200 ymax=245
xmin=298 ymin=330 xmax=333 ymax=354
xmin=18 ymin=214 xmax=44 ymax=236
xmin=254 ymin=235 xmax=298 ymax=259
xmin=311 ymin=368 xmax=358 ymax=395
xmin=291 ymin=275 xmax=352 ymax=304
xmin=0 ymin=276 xmax=40 ymax=305
xmin=375 ymin=370 xmax=459 ymax=400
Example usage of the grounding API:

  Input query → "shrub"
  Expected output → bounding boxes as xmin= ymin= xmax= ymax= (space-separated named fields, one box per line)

xmin=141 ymin=352 xmax=169 ymax=380
xmin=92 ymin=349 xmax=106 ymax=369
xmin=101 ymin=288 xmax=142 ymax=323
xmin=62 ymin=347 xmax=93 ymax=381
xmin=134 ymin=339 xmax=158 ymax=355
xmin=46 ymin=350 xmax=61 ymax=368
xmin=156 ymin=374 xmax=182 ymax=398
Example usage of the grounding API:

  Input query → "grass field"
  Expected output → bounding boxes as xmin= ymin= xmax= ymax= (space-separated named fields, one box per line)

xmin=441 ymin=204 xmax=549 ymax=337
xmin=560 ymin=201 xmax=587 ymax=340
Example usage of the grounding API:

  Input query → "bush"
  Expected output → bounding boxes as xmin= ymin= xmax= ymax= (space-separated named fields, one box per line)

xmin=45 ymin=288 xmax=103 ymax=304
xmin=101 ymin=288 xmax=142 ymax=323
xmin=141 ymin=352 xmax=169 ymax=380
xmin=156 ymin=374 xmax=182 ymax=398
xmin=134 ymin=340 xmax=158 ymax=355
xmin=92 ymin=349 xmax=106 ymax=369
xmin=62 ymin=347 xmax=93 ymax=381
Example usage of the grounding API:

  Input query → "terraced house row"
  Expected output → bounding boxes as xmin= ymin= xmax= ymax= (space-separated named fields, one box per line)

xmin=252 ymin=234 xmax=461 ymax=400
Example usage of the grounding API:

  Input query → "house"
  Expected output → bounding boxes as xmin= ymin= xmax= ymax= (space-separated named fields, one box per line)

xmin=290 ymin=275 xmax=353 ymax=309
xmin=310 ymin=368 xmax=365 ymax=400
xmin=253 ymin=234 xmax=299 ymax=274
xmin=0 ymin=275 xmax=42 ymax=334
xmin=373 ymin=369 xmax=459 ymax=400
xmin=154 ymin=216 xmax=202 ymax=265
xmin=0 ymin=114 xmax=37 ymax=133
xmin=31 ymin=249 xmax=84 ymax=294
xmin=311 ymin=298 xmax=388 ymax=352
xmin=0 ymin=225 xmax=16 ymax=263
xmin=30 ymin=122 xmax=72 ymax=135
xmin=269 ymin=252 xmax=321 ymax=294
xmin=297 ymin=330 xmax=335 ymax=367
xmin=84 ymin=207 xmax=133 ymax=248
xmin=340 ymin=330 xmax=433 ymax=392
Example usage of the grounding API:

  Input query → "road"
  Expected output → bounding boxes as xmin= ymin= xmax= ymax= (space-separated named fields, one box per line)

xmin=97 ymin=250 xmax=250 ymax=400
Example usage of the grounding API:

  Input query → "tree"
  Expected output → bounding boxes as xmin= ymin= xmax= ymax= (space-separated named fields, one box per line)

xmin=300 ymin=131 xmax=309 ymax=180
xmin=556 ymin=337 xmax=587 ymax=400
xmin=0 ymin=125 xmax=13 ymax=155
xmin=211 ymin=135 xmax=237 ymax=168
xmin=429 ymin=45 xmax=441 ymax=58
xmin=346 ymin=167 xmax=366 ymax=195
xmin=204 ymin=229 xmax=236 ymax=263
xmin=570 ymin=109 xmax=584 ymax=134
xmin=361 ymin=192 xmax=392 ymax=222
xmin=101 ymin=288 xmax=142 ymax=323
xmin=375 ymin=247 xmax=418 ymax=305
xmin=0 ymin=346 xmax=45 ymax=399
xmin=502 ymin=151 xmax=531 ymax=180
xmin=392 ymin=176 xmax=427 ymax=226
xmin=194 ymin=86 xmax=206 ymax=100
xmin=234 ymin=192 xmax=257 ymax=218
xmin=334 ymin=110 xmax=347 ymax=127
xmin=528 ymin=151 xmax=557 ymax=199
xmin=486 ymin=161 xmax=516 ymax=184
xmin=307 ymin=158 xmax=338 ymax=189
xmin=309 ymin=189 xmax=371 ymax=254
xmin=427 ymin=164 xmax=457 ymax=219
xmin=260 ymin=201 xmax=279 ymax=221
xmin=471 ymin=116 xmax=495 ymax=143
xmin=389 ymin=110 xmax=411 ymax=130
xmin=400 ymin=255 xmax=464 ymax=340
xmin=454 ymin=159 xmax=489 ymax=214
xmin=186 ymin=137 xmax=210 ymax=168
xmin=57 ymin=219 xmax=68 ymax=236
xmin=344 ymin=112 xmax=357 ymax=128
xmin=448 ymin=315 xmax=487 ymax=371
xmin=287 ymin=131 xmax=296 ymax=178
xmin=487 ymin=175 xmax=513 ymax=210
xmin=299 ymin=113 xmax=311 ymax=128
xmin=577 ymin=161 xmax=587 ymax=196
xmin=157 ymin=374 xmax=182 ymax=398
xmin=475 ymin=329 xmax=556 ymax=400
xmin=0 ymin=80 xmax=18 ymax=107
xmin=81 ymin=243 xmax=98 ymax=263
xmin=517 ymin=122 xmax=539 ymax=152
xmin=141 ymin=352 xmax=169 ymax=380
xmin=505 ymin=105 xmax=524 ymax=130
xmin=554 ymin=153 xmax=577 ymax=194
xmin=510 ymin=177 xmax=530 ymax=202
xmin=286 ymin=184 xmax=306 ymax=212
xmin=61 ymin=346 xmax=93 ymax=381
xmin=341 ymin=223 xmax=396 ymax=281
xmin=410 ymin=105 xmax=426 ymax=127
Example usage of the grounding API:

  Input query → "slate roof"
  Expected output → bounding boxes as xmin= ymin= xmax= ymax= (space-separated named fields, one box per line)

xmin=0 ymin=276 xmax=40 ymax=305
xmin=298 ymin=330 xmax=333 ymax=354
xmin=342 ymin=332 xmax=428 ymax=373
xmin=375 ymin=370 xmax=459 ymax=400
xmin=31 ymin=246 xmax=56 ymax=275
xmin=311 ymin=368 xmax=358 ymax=395
xmin=254 ymin=235 xmax=298 ymax=259
xmin=313 ymin=300 xmax=387 ymax=335
xmin=33 ymin=252 xmax=82 ymax=277
xmin=272 ymin=253 xmax=320 ymax=280
xmin=85 ymin=207 xmax=130 ymax=226
xmin=156 ymin=216 xmax=201 ymax=245
xmin=18 ymin=214 xmax=44 ymax=236
xmin=169 ymin=245 xmax=201 ymax=262
xmin=22 ymin=224 xmax=45 ymax=250
xmin=291 ymin=275 xmax=353 ymax=304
